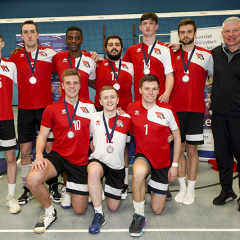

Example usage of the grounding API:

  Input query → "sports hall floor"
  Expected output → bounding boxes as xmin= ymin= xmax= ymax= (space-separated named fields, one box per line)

xmin=0 ymin=107 xmax=239 ymax=240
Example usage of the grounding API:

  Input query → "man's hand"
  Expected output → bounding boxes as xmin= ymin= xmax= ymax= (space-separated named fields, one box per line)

xmin=57 ymin=84 xmax=62 ymax=96
xmin=168 ymin=134 xmax=173 ymax=143
xmin=158 ymin=91 xmax=170 ymax=103
xmin=168 ymin=166 xmax=177 ymax=182
xmin=11 ymin=48 xmax=21 ymax=55
xmin=89 ymin=51 xmax=104 ymax=62
xmin=117 ymin=107 xmax=126 ymax=115
xmin=165 ymin=42 xmax=181 ymax=52
xmin=51 ymin=84 xmax=55 ymax=93
xmin=31 ymin=156 xmax=48 ymax=173
xmin=89 ymin=140 xmax=95 ymax=152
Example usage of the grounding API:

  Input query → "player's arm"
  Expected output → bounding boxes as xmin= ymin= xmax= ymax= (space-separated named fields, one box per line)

xmin=168 ymin=128 xmax=181 ymax=182
xmin=88 ymin=79 xmax=96 ymax=89
xmin=89 ymin=51 xmax=104 ymax=62
xmin=159 ymin=72 xmax=174 ymax=103
xmin=31 ymin=125 xmax=51 ymax=173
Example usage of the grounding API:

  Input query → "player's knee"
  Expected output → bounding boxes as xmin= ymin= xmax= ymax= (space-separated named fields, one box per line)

xmin=88 ymin=165 xmax=101 ymax=180
xmin=5 ymin=154 xmax=16 ymax=164
xmin=133 ymin=165 xmax=147 ymax=181
xmin=73 ymin=206 xmax=87 ymax=215
xmin=152 ymin=205 xmax=164 ymax=215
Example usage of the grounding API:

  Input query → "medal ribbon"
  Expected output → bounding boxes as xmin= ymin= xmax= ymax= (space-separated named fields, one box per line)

xmin=64 ymin=98 xmax=80 ymax=130
xmin=103 ymin=112 xmax=118 ymax=143
xmin=25 ymin=47 xmax=39 ymax=75
xmin=142 ymin=40 xmax=157 ymax=68
xmin=181 ymin=46 xmax=196 ymax=73
xmin=68 ymin=53 xmax=82 ymax=71
xmin=108 ymin=59 xmax=121 ymax=83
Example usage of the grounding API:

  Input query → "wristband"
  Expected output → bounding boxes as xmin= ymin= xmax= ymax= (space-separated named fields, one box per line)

xmin=172 ymin=163 xmax=178 ymax=167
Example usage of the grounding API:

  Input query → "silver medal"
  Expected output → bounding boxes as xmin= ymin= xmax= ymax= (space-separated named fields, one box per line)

xmin=182 ymin=75 xmax=190 ymax=82
xmin=67 ymin=131 xmax=74 ymax=139
xmin=113 ymin=83 xmax=120 ymax=90
xmin=29 ymin=76 xmax=37 ymax=84
xmin=107 ymin=145 xmax=114 ymax=153
xmin=143 ymin=68 xmax=150 ymax=75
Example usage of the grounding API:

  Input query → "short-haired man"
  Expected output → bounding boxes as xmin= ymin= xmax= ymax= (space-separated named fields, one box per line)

xmin=9 ymin=20 xmax=57 ymax=205
xmin=95 ymin=35 xmax=134 ymax=199
xmin=169 ymin=19 xmax=213 ymax=205
xmin=211 ymin=17 xmax=240 ymax=208
xmin=52 ymin=26 xmax=96 ymax=100
xmin=88 ymin=85 xmax=132 ymax=234
xmin=27 ymin=69 xmax=96 ymax=233
xmin=0 ymin=33 xmax=21 ymax=214
xmin=127 ymin=74 xmax=181 ymax=237
xmin=123 ymin=12 xmax=175 ymax=103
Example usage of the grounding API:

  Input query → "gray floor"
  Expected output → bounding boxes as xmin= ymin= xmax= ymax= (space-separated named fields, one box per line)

xmin=0 ymin=107 xmax=240 ymax=239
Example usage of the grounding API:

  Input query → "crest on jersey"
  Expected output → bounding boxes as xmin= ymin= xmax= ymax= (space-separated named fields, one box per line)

xmin=62 ymin=109 xmax=66 ymax=114
xmin=121 ymin=64 xmax=129 ymax=69
xmin=156 ymin=112 xmax=165 ymax=120
xmin=137 ymin=48 xmax=141 ymax=52
xmin=80 ymin=107 xmax=89 ymax=113
xmin=135 ymin=110 xmax=139 ymax=115
xmin=117 ymin=120 xmax=124 ymax=127
xmin=0 ymin=66 xmax=10 ymax=72
xmin=20 ymin=54 xmax=24 ymax=57
xmin=154 ymin=48 xmax=161 ymax=55
xmin=196 ymin=53 xmax=204 ymax=60
xmin=63 ymin=58 xmax=68 ymax=63
xmin=83 ymin=61 xmax=90 ymax=68
xmin=96 ymin=121 xmax=100 ymax=125
xmin=104 ymin=62 xmax=108 ymax=66
xmin=39 ymin=51 xmax=48 ymax=57
xmin=176 ymin=56 xmax=181 ymax=60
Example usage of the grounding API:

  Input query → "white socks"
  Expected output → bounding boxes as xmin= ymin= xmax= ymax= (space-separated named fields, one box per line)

xmin=94 ymin=205 xmax=103 ymax=214
xmin=21 ymin=164 xmax=32 ymax=187
xmin=174 ymin=177 xmax=187 ymax=203
xmin=175 ymin=178 xmax=195 ymax=205
xmin=124 ymin=168 xmax=129 ymax=185
xmin=8 ymin=183 xmax=16 ymax=196
xmin=133 ymin=200 xmax=145 ymax=216
xmin=45 ymin=205 xmax=55 ymax=215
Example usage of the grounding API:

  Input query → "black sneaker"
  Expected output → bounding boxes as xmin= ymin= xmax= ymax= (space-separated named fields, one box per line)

xmin=89 ymin=211 xmax=106 ymax=234
xmin=213 ymin=190 xmax=237 ymax=205
xmin=49 ymin=183 xmax=61 ymax=203
xmin=18 ymin=186 xmax=34 ymax=205
xmin=121 ymin=184 xmax=128 ymax=200
xmin=34 ymin=209 xmax=57 ymax=233
xmin=129 ymin=213 xmax=146 ymax=237
xmin=237 ymin=197 xmax=240 ymax=212
xmin=166 ymin=189 xmax=172 ymax=201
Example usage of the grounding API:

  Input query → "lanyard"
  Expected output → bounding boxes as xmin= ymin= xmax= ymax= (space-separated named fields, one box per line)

xmin=64 ymin=98 xmax=80 ymax=130
xmin=103 ymin=112 xmax=118 ymax=143
xmin=181 ymin=46 xmax=196 ymax=73
xmin=68 ymin=53 xmax=82 ymax=71
xmin=25 ymin=47 xmax=39 ymax=75
xmin=142 ymin=40 xmax=157 ymax=67
xmin=108 ymin=59 xmax=121 ymax=82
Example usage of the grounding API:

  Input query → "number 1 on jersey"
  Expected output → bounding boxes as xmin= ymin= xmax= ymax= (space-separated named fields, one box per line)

xmin=144 ymin=124 xmax=148 ymax=135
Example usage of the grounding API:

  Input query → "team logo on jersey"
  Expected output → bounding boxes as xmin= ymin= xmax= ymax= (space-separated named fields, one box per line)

xmin=0 ymin=66 xmax=10 ymax=72
xmin=104 ymin=63 xmax=108 ymax=66
xmin=80 ymin=107 xmax=89 ymax=113
xmin=121 ymin=64 xmax=129 ymax=69
xmin=63 ymin=58 xmax=68 ymax=63
xmin=135 ymin=110 xmax=139 ymax=115
xmin=137 ymin=48 xmax=141 ymax=52
xmin=156 ymin=112 xmax=165 ymax=120
xmin=83 ymin=61 xmax=90 ymax=68
xmin=196 ymin=53 xmax=204 ymax=60
xmin=62 ymin=109 xmax=66 ymax=114
xmin=39 ymin=51 xmax=48 ymax=57
xmin=154 ymin=48 xmax=161 ymax=55
xmin=96 ymin=121 xmax=100 ymax=125
xmin=176 ymin=56 xmax=181 ymax=60
xmin=20 ymin=54 xmax=24 ymax=57
xmin=117 ymin=120 xmax=124 ymax=127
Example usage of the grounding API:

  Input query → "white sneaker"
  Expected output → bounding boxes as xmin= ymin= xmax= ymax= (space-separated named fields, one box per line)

xmin=34 ymin=210 xmax=57 ymax=233
xmin=61 ymin=187 xmax=72 ymax=209
xmin=7 ymin=194 xmax=21 ymax=214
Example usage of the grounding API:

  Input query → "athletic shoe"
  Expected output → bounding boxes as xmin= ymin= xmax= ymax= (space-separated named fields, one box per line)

xmin=213 ymin=190 xmax=237 ymax=205
xmin=61 ymin=187 xmax=72 ymax=209
xmin=18 ymin=186 xmax=34 ymax=205
xmin=121 ymin=184 xmax=128 ymax=200
xmin=7 ymin=194 xmax=21 ymax=214
xmin=129 ymin=213 xmax=146 ymax=237
xmin=89 ymin=211 xmax=106 ymax=234
xmin=237 ymin=197 xmax=240 ymax=212
xmin=34 ymin=209 xmax=57 ymax=233
xmin=49 ymin=183 xmax=61 ymax=203
xmin=166 ymin=189 xmax=172 ymax=201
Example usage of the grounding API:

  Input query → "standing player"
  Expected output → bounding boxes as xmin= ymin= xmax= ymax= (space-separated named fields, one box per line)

xmin=127 ymin=74 xmax=181 ymax=237
xmin=52 ymin=26 xmax=96 ymax=100
xmin=88 ymin=86 xmax=132 ymax=234
xmin=27 ymin=69 xmax=95 ymax=233
xmin=0 ymin=34 xmax=21 ymax=214
xmin=123 ymin=12 xmax=174 ymax=103
xmin=95 ymin=35 xmax=134 ymax=199
xmin=170 ymin=19 xmax=213 ymax=205
xmin=9 ymin=20 xmax=58 ymax=205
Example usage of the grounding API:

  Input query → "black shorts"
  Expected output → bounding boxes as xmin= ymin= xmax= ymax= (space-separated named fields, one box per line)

xmin=0 ymin=120 xmax=17 ymax=150
xmin=177 ymin=112 xmax=204 ymax=145
xmin=89 ymin=159 xmax=125 ymax=200
xmin=18 ymin=108 xmax=53 ymax=143
xmin=134 ymin=153 xmax=170 ymax=195
xmin=46 ymin=151 xmax=88 ymax=195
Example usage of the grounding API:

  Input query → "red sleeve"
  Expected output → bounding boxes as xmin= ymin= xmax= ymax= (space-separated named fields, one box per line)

xmin=51 ymin=54 xmax=57 ymax=73
xmin=41 ymin=106 xmax=53 ymax=128
xmin=122 ymin=48 xmax=131 ymax=63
